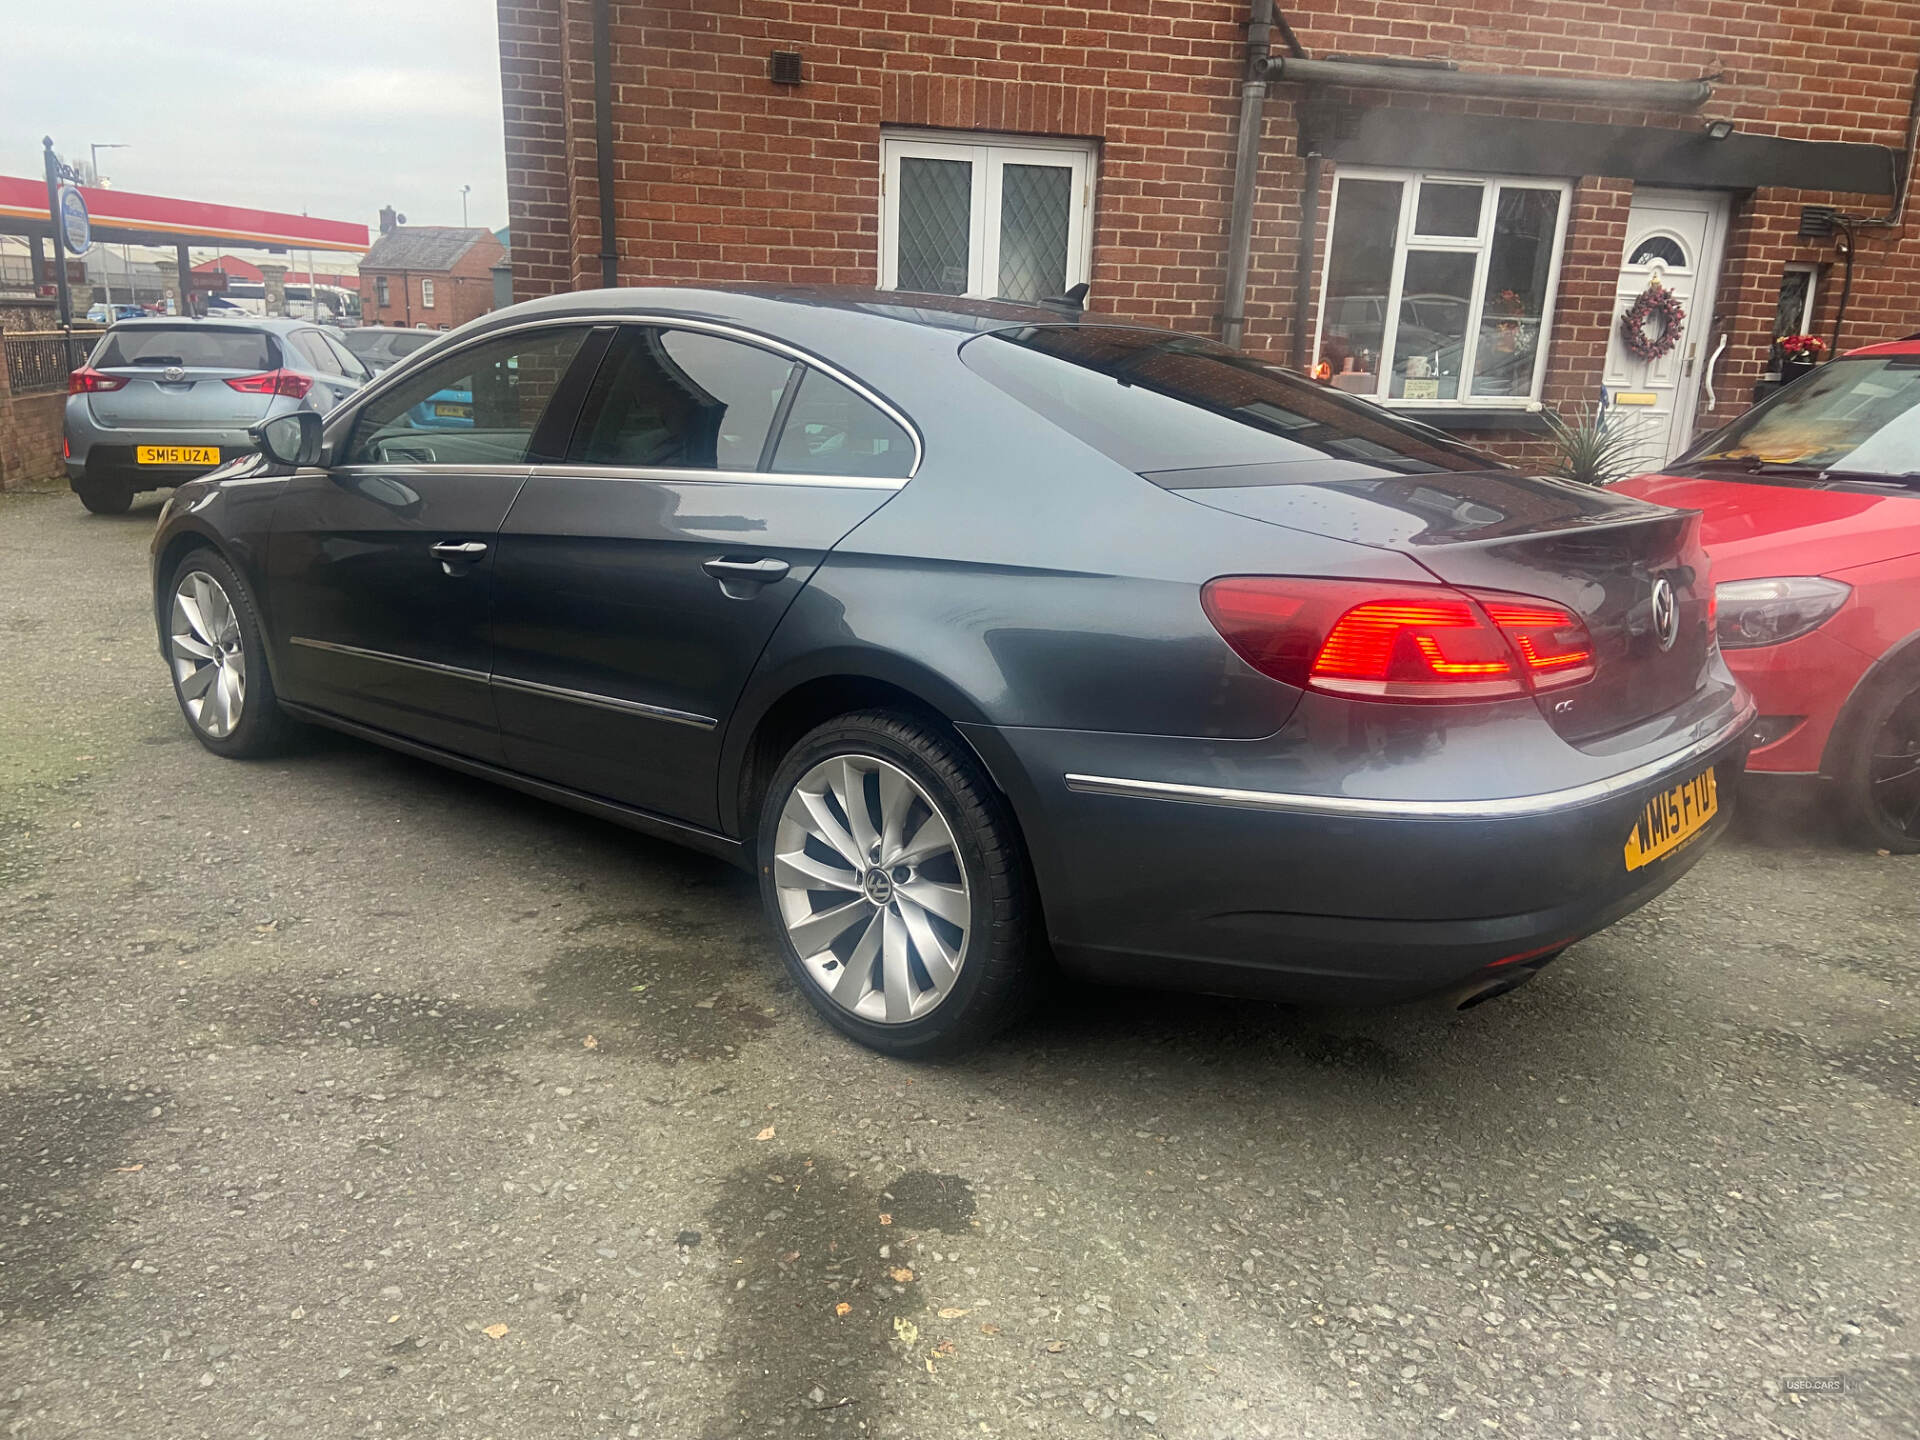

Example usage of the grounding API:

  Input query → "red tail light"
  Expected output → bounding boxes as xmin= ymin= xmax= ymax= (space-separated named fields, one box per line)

xmin=1201 ymin=577 xmax=1595 ymax=704
xmin=225 ymin=369 xmax=313 ymax=398
xmin=68 ymin=367 xmax=127 ymax=394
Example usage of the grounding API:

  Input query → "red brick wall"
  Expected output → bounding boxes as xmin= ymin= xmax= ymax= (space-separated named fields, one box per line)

xmin=497 ymin=0 xmax=1920 ymax=457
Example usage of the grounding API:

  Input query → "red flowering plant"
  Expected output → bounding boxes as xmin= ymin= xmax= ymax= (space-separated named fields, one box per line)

xmin=1778 ymin=334 xmax=1827 ymax=359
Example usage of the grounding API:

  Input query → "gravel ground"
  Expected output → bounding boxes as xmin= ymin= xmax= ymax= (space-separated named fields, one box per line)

xmin=2 ymin=487 xmax=1916 ymax=1440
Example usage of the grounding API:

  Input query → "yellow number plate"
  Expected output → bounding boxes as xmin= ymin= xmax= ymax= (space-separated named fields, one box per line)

xmin=135 ymin=445 xmax=221 ymax=466
xmin=433 ymin=402 xmax=471 ymax=418
xmin=1624 ymin=767 xmax=1719 ymax=872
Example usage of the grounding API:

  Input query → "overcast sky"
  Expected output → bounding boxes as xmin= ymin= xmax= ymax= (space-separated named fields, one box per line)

xmin=3 ymin=0 xmax=507 ymax=237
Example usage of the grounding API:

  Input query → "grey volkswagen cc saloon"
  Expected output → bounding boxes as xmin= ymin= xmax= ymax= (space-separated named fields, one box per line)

xmin=150 ymin=287 xmax=1751 ymax=1055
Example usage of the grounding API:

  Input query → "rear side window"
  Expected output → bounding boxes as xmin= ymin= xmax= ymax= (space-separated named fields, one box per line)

xmin=343 ymin=326 xmax=593 ymax=467
xmin=959 ymin=325 xmax=1498 ymax=477
xmin=769 ymin=370 xmax=915 ymax=479
xmin=294 ymin=331 xmax=344 ymax=376
xmin=94 ymin=326 xmax=275 ymax=371
xmin=575 ymin=328 xmax=797 ymax=470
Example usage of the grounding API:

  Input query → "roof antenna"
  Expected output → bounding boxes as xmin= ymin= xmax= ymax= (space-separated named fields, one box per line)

xmin=1041 ymin=281 xmax=1089 ymax=314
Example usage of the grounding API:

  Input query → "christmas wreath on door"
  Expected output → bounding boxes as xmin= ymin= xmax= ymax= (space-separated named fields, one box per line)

xmin=1620 ymin=280 xmax=1687 ymax=361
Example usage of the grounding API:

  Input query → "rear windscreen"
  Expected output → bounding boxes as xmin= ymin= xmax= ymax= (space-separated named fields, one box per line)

xmin=95 ymin=327 xmax=275 ymax=371
xmin=959 ymin=325 xmax=1502 ymax=477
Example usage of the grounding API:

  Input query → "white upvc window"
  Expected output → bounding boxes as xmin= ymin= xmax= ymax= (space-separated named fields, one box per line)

xmin=1312 ymin=168 xmax=1573 ymax=408
xmin=421 ymin=278 xmax=436 ymax=309
xmin=879 ymin=130 xmax=1096 ymax=304
xmin=1769 ymin=261 xmax=1820 ymax=375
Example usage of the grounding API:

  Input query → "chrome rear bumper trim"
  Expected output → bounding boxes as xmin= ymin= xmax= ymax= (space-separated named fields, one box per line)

xmin=1064 ymin=706 xmax=1755 ymax=820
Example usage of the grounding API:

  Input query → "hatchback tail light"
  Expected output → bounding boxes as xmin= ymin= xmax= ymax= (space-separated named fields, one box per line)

xmin=68 ymin=367 xmax=127 ymax=394
xmin=1200 ymin=576 xmax=1595 ymax=703
xmin=225 ymin=369 xmax=313 ymax=399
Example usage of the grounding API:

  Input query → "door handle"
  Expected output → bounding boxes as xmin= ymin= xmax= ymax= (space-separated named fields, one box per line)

xmin=702 ymin=556 xmax=789 ymax=583
xmin=431 ymin=540 xmax=489 ymax=575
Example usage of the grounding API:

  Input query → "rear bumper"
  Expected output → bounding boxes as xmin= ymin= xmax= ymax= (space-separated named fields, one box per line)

xmin=67 ymin=437 xmax=258 ymax=490
xmin=963 ymin=704 xmax=1752 ymax=1005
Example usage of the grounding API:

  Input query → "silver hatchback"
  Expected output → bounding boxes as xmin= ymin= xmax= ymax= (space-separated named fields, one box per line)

xmin=64 ymin=317 xmax=370 ymax=514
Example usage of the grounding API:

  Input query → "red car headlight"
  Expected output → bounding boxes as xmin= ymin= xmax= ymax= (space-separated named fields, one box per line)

xmin=1714 ymin=577 xmax=1851 ymax=649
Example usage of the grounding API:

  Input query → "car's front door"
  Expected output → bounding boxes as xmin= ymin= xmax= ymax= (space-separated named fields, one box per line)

xmin=267 ymin=323 xmax=605 ymax=762
xmin=490 ymin=322 xmax=918 ymax=827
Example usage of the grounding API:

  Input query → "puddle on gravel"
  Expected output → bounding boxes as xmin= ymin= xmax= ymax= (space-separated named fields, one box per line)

xmin=0 ymin=1077 xmax=164 ymax=1321
xmin=530 ymin=939 xmax=778 ymax=1065
xmin=695 ymin=1152 xmax=976 ymax=1438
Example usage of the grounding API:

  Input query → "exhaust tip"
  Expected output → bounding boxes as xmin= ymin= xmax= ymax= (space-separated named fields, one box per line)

xmin=1455 ymin=973 xmax=1531 ymax=1010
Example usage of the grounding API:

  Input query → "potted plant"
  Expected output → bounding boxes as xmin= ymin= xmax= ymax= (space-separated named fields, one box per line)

xmin=1778 ymin=333 xmax=1826 ymax=382
xmin=1541 ymin=400 xmax=1648 ymax=487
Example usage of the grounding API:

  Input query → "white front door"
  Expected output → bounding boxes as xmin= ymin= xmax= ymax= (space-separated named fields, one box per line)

xmin=1603 ymin=188 xmax=1731 ymax=469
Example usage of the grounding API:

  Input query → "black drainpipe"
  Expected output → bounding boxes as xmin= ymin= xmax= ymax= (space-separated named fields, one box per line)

xmin=1288 ymin=152 xmax=1323 ymax=372
xmin=592 ymin=0 xmax=620 ymax=288
xmin=1221 ymin=2 xmax=1298 ymax=350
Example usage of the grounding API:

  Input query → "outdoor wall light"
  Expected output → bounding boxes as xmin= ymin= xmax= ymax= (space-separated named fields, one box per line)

xmin=1704 ymin=119 xmax=1736 ymax=140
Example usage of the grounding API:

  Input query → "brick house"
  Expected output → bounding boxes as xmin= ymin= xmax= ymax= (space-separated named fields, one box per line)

xmin=358 ymin=226 xmax=508 ymax=330
xmin=496 ymin=0 xmax=1918 ymax=466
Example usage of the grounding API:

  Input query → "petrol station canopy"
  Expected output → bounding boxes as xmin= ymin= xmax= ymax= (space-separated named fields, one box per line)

xmin=0 ymin=175 xmax=368 ymax=253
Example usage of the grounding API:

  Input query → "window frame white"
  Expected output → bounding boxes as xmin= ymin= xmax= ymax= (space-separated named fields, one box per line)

xmin=1311 ymin=167 xmax=1574 ymax=411
xmin=421 ymin=277 xmax=436 ymax=310
xmin=1767 ymin=261 xmax=1821 ymax=377
xmin=878 ymin=129 xmax=1097 ymax=302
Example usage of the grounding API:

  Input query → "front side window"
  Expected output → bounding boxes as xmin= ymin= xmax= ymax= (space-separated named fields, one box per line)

xmin=575 ymin=328 xmax=798 ymax=470
xmin=880 ymin=132 xmax=1096 ymax=304
xmin=1314 ymin=170 xmax=1571 ymax=407
xmin=344 ymin=326 xmax=592 ymax=466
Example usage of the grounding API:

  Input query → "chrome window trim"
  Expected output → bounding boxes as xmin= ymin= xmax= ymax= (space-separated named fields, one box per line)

xmin=489 ymin=673 xmax=717 ymax=730
xmin=1064 ymin=705 xmax=1755 ymax=821
xmin=289 ymin=636 xmax=491 ymax=685
xmin=322 ymin=463 xmax=535 ymax=480
xmin=527 ymin=463 xmax=906 ymax=492
xmin=329 ymin=311 xmax=924 ymax=478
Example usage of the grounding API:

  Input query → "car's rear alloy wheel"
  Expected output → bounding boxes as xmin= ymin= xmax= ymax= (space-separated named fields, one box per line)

xmin=1848 ymin=674 xmax=1920 ymax=853
xmin=774 ymin=753 xmax=970 ymax=1024
xmin=165 ymin=549 xmax=294 ymax=758
xmin=759 ymin=711 xmax=1034 ymax=1056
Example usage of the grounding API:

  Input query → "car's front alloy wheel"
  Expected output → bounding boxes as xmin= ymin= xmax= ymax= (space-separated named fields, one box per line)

xmin=758 ymin=710 xmax=1035 ymax=1056
xmin=1845 ymin=671 xmax=1920 ymax=853
xmin=170 ymin=569 xmax=248 ymax=738
xmin=164 ymin=548 xmax=293 ymax=758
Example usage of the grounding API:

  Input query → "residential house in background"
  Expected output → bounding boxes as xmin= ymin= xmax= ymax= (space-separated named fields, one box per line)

xmin=497 ymin=0 xmax=1919 ymax=467
xmin=358 ymin=225 xmax=507 ymax=329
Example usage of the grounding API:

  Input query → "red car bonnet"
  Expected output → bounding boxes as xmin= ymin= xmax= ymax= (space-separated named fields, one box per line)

xmin=1614 ymin=473 xmax=1920 ymax=581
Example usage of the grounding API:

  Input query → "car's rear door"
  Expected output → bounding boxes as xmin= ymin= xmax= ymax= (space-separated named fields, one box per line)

xmin=267 ymin=323 xmax=607 ymax=762
xmin=490 ymin=322 xmax=917 ymax=827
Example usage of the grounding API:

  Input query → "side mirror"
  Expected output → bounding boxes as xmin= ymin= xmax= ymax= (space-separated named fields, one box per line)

xmin=251 ymin=410 xmax=324 ymax=468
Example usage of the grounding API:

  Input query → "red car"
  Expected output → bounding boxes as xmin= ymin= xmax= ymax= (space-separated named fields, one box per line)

xmin=1617 ymin=337 xmax=1920 ymax=851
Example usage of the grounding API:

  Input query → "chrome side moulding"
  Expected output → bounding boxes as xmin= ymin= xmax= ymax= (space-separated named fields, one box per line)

xmin=489 ymin=673 xmax=717 ymax=730
xmin=1064 ymin=706 xmax=1756 ymax=820
xmin=288 ymin=636 xmax=491 ymax=685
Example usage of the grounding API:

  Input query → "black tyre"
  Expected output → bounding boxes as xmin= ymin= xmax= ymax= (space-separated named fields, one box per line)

xmin=756 ymin=709 xmax=1035 ymax=1057
xmin=1839 ymin=666 xmax=1920 ymax=854
xmin=163 ymin=548 xmax=296 ymax=758
xmin=75 ymin=479 xmax=135 ymax=515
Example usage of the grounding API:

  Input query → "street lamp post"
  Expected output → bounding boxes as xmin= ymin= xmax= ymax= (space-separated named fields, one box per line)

xmin=90 ymin=143 xmax=128 ymax=316
xmin=461 ymin=184 xmax=471 ymax=228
